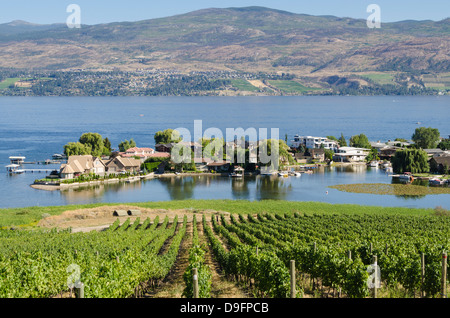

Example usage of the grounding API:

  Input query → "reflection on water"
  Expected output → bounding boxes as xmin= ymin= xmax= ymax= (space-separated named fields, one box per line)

xmin=52 ymin=168 xmax=450 ymax=209
xmin=256 ymin=175 xmax=292 ymax=200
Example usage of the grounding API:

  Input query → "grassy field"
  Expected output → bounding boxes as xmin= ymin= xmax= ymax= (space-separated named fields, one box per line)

xmin=0 ymin=78 xmax=21 ymax=89
xmin=360 ymin=73 xmax=396 ymax=85
xmin=0 ymin=199 xmax=438 ymax=228
xmin=229 ymin=79 xmax=260 ymax=92
xmin=268 ymin=80 xmax=321 ymax=93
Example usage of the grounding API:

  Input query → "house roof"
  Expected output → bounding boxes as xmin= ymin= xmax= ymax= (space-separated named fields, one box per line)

xmin=146 ymin=152 xmax=171 ymax=158
xmin=431 ymin=155 xmax=450 ymax=165
xmin=207 ymin=161 xmax=230 ymax=167
xmin=125 ymin=147 xmax=154 ymax=153
xmin=60 ymin=164 xmax=75 ymax=174
xmin=68 ymin=155 xmax=94 ymax=170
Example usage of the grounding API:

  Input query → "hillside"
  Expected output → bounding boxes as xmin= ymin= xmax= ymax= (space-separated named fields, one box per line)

xmin=0 ymin=6 xmax=449 ymax=95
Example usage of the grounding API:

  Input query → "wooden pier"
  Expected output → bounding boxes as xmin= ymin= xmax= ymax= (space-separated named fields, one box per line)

xmin=22 ymin=169 xmax=58 ymax=173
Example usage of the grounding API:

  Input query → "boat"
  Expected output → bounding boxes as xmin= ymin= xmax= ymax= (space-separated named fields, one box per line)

xmin=278 ymin=171 xmax=289 ymax=177
xmin=9 ymin=156 xmax=26 ymax=164
xmin=429 ymin=178 xmax=444 ymax=186
xmin=397 ymin=172 xmax=414 ymax=182
xmin=5 ymin=164 xmax=25 ymax=174
xmin=52 ymin=153 xmax=67 ymax=160
xmin=369 ymin=161 xmax=379 ymax=168
xmin=293 ymin=172 xmax=301 ymax=177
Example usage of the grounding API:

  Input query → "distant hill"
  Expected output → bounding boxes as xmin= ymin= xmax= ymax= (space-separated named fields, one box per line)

xmin=0 ymin=7 xmax=449 ymax=95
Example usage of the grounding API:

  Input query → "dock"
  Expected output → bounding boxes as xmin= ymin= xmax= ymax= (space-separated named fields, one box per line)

xmin=22 ymin=169 xmax=58 ymax=173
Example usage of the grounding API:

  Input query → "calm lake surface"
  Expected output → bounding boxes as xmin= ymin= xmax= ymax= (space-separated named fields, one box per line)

xmin=0 ymin=95 xmax=449 ymax=209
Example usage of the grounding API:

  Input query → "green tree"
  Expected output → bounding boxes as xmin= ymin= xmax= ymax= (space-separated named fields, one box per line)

xmin=338 ymin=133 xmax=347 ymax=147
xmin=349 ymin=133 xmax=371 ymax=149
xmin=103 ymin=137 xmax=112 ymax=155
xmin=63 ymin=142 xmax=91 ymax=157
xmin=324 ymin=149 xmax=334 ymax=161
xmin=79 ymin=133 xmax=104 ymax=157
xmin=154 ymin=129 xmax=182 ymax=145
xmin=118 ymin=139 xmax=136 ymax=152
xmin=411 ymin=127 xmax=440 ymax=149
xmin=391 ymin=149 xmax=429 ymax=174
xmin=365 ymin=148 xmax=380 ymax=162
xmin=437 ymin=138 xmax=450 ymax=150
xmin=326 ymin=135 xmax=338 ymax=142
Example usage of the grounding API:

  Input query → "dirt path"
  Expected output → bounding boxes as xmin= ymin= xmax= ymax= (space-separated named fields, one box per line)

xmin=199 ymin=218 xmax=249 ymax=298
xmin=145 ymin=222 xmax=193 ymax=298
xmin=145 ymin=217 xmax=248 ymax=298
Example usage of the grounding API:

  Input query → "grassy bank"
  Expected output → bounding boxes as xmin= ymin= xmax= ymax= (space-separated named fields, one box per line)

xmin=0 ymin=199 xmax=438 ymax=228
xmin=329 ymin=183 xmax=450 ymax=196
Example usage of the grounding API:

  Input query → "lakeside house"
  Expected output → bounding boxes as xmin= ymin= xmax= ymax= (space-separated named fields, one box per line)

xmin=293 ymin=148 xmax=326 ymax=163
xmin=424 ymin=148 xmax=448 ymax=158
xmin=429 ymin=155 xmax=450 ymax=174
xmin=291 ymin=135 xmax=338 ymax=151
xmin=60 ymin=155 xmax=106 ymax=179
xmin=60 ymin=155 xmax=141 ymax=179
xmin=120 ymin=147 xmax=155 ymax=160
xmin=332 ymin=147 xmax=370 ymax=162
xmin=103 ymin=156 xmax=141 ymax=174
xmin=206 ymin=160 xmax=231 ymax=172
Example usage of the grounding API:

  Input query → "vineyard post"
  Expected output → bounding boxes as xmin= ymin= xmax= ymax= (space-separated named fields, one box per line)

xmin=373 ymin=255 xmax=378 ymax=298
xmin=421 ymin=253 xmax=425 ymax=298
xmin=193 ymin=268 xmax=199 ymax=298
xmin=75 ymin=283 xmax=84 ymax=298
xmin=290 ymin=260 xmax=296 ymax=298
xmin=348 ymin=250 xmax=352 ymax=260
xmin=442 ymin=252 xmax=447 ymax=298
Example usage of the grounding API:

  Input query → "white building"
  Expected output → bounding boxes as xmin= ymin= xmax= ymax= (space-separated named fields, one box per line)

xmin=291 ymin=135 xmax=338 ymax=151
xmin=332 ymin=147 xmax=370 ymax=162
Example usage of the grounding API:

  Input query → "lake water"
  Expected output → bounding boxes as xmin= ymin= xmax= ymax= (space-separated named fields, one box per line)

xmin=0 ymin=95 xmax=449 ymax=209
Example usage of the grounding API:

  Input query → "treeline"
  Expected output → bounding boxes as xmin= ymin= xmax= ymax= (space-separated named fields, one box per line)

xmin=144 ymin=76 xmax=231 ymax=96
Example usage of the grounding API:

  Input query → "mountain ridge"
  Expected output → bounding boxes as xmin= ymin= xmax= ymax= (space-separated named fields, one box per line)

xmin=0 ymin=6 xmax=448 ymax=96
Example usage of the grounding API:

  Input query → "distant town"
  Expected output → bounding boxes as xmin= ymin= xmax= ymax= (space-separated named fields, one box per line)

xmin=5 ymin=127 xmax=449 ymax=189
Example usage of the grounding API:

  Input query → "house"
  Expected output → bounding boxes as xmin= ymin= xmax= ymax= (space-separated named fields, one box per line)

xmin=294 ymin=152 xmax=309 ymax=164
xmin=155 ymin=143 xmax=177 ymax=153
xmin=429 ymin=155 xmax=450 ymax=174
xmin=293 ymin=148 xmax=325 ymax=163
xmin=121 ymin=147 xmax=155 ymax=160
xmin=291 ymin=135 xmax=338 ymax=151
xmin=332 ymin=147 xmax=370 ymax=162
xmin=310 ymin=148 xmax=326 ymax=161
xmin=59 ymin=155 xmax=106 ymax=179
xmin=194 ymin=157 xmax=214 ymax=172
xmin=378 ymin=146 xmax=402 ymax=160
xmin=424 ymin=149 xmax=448 ymax=158
xmin=104 ymin=156 xmax=141 ymax=174
xmin=206 ymin=160 xmax=231 ymax=173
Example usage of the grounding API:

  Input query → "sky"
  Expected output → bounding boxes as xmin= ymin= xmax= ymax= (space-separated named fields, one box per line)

xmin=0 ymin=0 xmax=448 ymax=25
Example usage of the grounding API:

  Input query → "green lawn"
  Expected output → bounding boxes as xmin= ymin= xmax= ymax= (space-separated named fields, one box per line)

xmin=229 ymin=79 xmax=260 ymax=92
xmin=268 ymin=80 xmax=320 ymax=93
xmin=0 ymin=78 xmax=21 ymax=89
xmin=0 ymin=199 xmax=437 ymax=228
xmin=360 ymin=73 xmax=395 ymax=85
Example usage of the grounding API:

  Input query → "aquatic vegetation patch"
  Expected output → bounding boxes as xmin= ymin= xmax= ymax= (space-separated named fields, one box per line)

xmin=329 ymin=183 xmax=450 ymax=196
